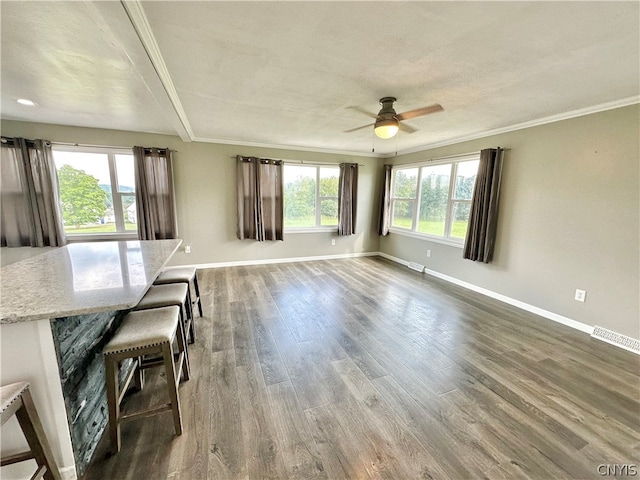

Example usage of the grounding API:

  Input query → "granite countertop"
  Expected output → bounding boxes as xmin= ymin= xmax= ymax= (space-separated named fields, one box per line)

xmin=0 ymin=239 xmax=182 ymax=323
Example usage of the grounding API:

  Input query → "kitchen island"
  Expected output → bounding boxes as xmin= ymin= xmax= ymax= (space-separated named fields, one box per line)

xmin=0 ymin=239 xmax=181 ymax=479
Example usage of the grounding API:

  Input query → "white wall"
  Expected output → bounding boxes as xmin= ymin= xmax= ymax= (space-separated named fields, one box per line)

xmin=168 ymin=142 xmax=381 ymax=267
xmin=1 ymin=320 xmax=77 ymax=480
xmin=380 ymin=105 xmax=639 ymax=339
xmin=0 ymin=120 xmax=382 ymax=267
xmin=3 ymin=105 xmax=638 ymax=341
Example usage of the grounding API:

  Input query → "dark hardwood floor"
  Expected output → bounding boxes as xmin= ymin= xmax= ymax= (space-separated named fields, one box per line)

xmin=84 ymin=256 xmax=640 ymax=479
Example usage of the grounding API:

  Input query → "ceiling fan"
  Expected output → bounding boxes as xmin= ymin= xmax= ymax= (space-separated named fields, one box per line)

xmin=346 ymin=97 xmax=443 ymax=139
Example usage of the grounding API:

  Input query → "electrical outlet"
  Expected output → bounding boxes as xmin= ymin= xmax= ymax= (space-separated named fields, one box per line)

xmin=184 ymin=245 xmax=191 ymax=254
xmin=427 ymin=250 xmax=431 ymax=258
xmin=574 ymin=289 xmax=586 ymax=302
xmin=331 ymin=239 xmax=336 ymax=246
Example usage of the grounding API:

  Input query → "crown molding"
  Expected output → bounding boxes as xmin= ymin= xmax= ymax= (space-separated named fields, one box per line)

xmin=120 ymin=0 xmax=195 ymax=142
xmin=191 ymin=135 xmax=383 ymax=159
xmin=191 ymin=96 xmax=638 ymax=159
xmin=385 ymin=96 xmax=640 ymax=158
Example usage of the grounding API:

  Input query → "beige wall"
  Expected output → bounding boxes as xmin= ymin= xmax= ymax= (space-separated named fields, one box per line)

xmin=3 ymin=105 xmax=638 ymax=340
xmin=0 ymin=120 xmax=383 ymax=267
xmin=380 ymin=105 xmax=639 ymax=339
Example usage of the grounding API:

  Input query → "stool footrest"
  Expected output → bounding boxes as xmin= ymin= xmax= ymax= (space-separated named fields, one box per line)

xmin=141 ymin=351 xmax=185 ymax=370
xmin=1 ymin=450 xmax=35 ymax=466
xmin=120 ymin=403 xmax=172 ymax=423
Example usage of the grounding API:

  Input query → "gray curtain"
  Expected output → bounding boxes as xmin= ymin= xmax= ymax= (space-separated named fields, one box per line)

xmin=338 ymin=163 xmax=358 ymax=236
xmin=463 ymin=147 xmax=505 ymax=263
xmin=0 ymin=137 xmax=66 ymax=247
xmin=236 ymin=156 xmax=283 ymax=241
xmin=378 ymin=164 xmax=392 ymax=236
xmin=133 ymin=146 xmax=178 ymax=240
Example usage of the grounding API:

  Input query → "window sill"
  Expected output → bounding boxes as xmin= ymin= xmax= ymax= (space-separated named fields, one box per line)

xmin=387 ymin=227 xmax=465 ymax=248
xmin=65 ymin=233 xmax=139 ymax=243
xmin=284 ymin=227 xmax=338 ymax=234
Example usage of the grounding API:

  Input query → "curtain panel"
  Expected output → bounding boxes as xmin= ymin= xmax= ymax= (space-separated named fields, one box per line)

xmin=133 ymin=146 xmax=178 ymax=240
xmin=378 ymin=164 xmax=393 ymax=236
xmin=236 ymin=156 xmax=284 ymax=241
xmin=463 ymin=147 xmax=505 ymax=263
xmin=337 ymin=163 xmax=358 ymax=236
xmin=0 ymin=137 xmax=66 ymax=247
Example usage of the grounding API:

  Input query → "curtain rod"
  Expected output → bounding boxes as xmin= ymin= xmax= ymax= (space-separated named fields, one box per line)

xmin=285 ymin=159 xmax=365 ymax=167
xmin=1 ymin=137 xmax=45 ymax=146
xmin=428 ymin=148 xmax=510 ymax=163
xmin=52 ymin=141 xmax=131 ymax=150
xmin=234 ymin=156 xmax=364 ymax=167
xmin=51 ymin=141 xmax=177 ymax=153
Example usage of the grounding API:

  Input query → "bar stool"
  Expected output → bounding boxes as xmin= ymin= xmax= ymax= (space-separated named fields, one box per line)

xmin=1 ymin=382 xmax=61 ymax=480
xmin=103 ymin=306 xmax=188 ymax=454
xmin=135 ymin=283 xmax=194 ymax=344
xmin=134 ymin=283 xmax=192 ymax=382
xmin=154 ymin=267 xmax=203 ymax=337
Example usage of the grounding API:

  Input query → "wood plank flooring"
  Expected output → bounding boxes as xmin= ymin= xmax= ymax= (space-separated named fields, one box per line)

xmin=84 ymin=257 xmax=640 ymax=479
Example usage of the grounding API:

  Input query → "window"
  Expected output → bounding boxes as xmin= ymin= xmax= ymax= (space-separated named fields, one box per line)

xmin=52 ymin=147 xmax=137 ymax=238
xmin=283 ymin=164 xmax=339 ymax=230
xmin=390 ymin=156 xmax=480 ymax=244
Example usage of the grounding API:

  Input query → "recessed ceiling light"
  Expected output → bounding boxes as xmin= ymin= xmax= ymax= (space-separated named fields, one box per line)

xmin=17 ymin=98 xmax=36 ymax=106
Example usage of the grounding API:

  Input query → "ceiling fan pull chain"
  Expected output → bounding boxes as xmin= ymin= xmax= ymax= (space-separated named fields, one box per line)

xmin=395 ymin=130 xmax=399 ymax=156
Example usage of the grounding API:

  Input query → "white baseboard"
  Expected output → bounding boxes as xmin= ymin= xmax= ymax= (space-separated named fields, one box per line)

xmin=377 ymin=251 xmax=594 ymax=334
xmin=185 ymin=251 xmax=379 ymax=270
xmin=60 ymin=465 xmax=77 ymax=480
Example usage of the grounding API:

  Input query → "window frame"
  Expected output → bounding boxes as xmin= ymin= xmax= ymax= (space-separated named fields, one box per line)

xmin=389 ymin=154 xmax=480 ymax=247
xmin=52 ymin=145 xmax=138 ymax=242
xmin=283 ymin=163 xmax=340 ymax=233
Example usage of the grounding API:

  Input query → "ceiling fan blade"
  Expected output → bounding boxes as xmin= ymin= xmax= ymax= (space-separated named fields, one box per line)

xmin=344 ymin=123 xmax=373 ymax=133
xmin=346 ymin=106 xmax=378 ymax=119
xmin=398 ymin=122 xmax=417 ymax=134
xmin=396 ymin=104 xmax=443 ymax=121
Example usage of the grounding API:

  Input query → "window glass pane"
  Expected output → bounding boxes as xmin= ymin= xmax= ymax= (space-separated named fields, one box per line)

xmin=53 ymin=151 xmax=113 ymax=234
xmin=320 ymin=198 xmax=338 ymax=225
xmin=393 ymin=168 xmax=418 ymax=198
xmin=418 ymin=164 xmax=450 ymax=236
xmin=115 ymin=154 xmax=136 ymax=193
xmin=453 ymin=160 xmax=479 ymax=200
xmin=319 ymin=167 xmax=339 ymax=197
xmin=284 ymin=166 xmax=316 ymax=227
xmin=451 ymin=202 xmax=471 ymax=239
xmin=319 ymin=167 xmax=339 ymax=226
xmin=391 ymin=200 xmax=414 ymax=229
xmin=121 ymin=194 xmax=137 ymax=231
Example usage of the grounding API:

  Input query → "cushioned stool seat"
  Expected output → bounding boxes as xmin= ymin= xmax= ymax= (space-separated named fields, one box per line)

xmin=135 ymin=283 xmax=194 ymax=347
xmin=1 ymin=382 xmax=61 ymax=480
xmin=154 ymin=266 xmax=203 ymax=319
xmin=104 ymin=306 xmax=188 ymax=454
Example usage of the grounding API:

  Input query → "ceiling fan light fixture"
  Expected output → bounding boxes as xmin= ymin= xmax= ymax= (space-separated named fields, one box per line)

xmin=374 ymin=118 xmax=399 ymax=139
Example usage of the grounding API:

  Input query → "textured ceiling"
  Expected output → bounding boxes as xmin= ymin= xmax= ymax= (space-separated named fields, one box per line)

xmin=1 ymin=1 xmax=638 ymax=156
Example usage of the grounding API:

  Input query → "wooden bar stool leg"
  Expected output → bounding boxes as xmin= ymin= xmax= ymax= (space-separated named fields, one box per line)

xmin=186 ymin=298 xmax=195 ymax=345
xmin=133 ymin=356 xmax=145 ymax=391
xmin=193 ymin=274 xmax=203 ymax=317
xmin=162 ymin=342 xmax=183 ymax=436
xmin=177 ymin=305 xmax=190 ymax=381
xmin=14 ymin=388 xmax=61 ymax=480
xmin=105 ymin=357 xmax=121 ymax=454
xmin=185 ymin=287 xmax=196 ymax=343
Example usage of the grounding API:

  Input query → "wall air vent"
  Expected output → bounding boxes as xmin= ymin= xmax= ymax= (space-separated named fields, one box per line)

xmin=591 ymin=326 xmax=640 ymax=355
